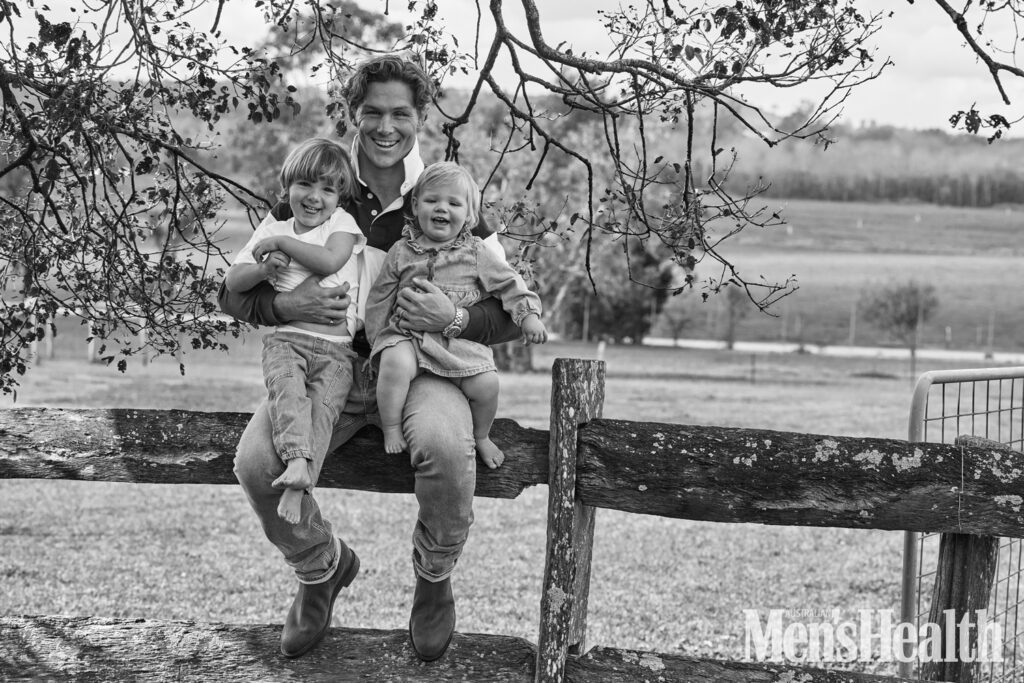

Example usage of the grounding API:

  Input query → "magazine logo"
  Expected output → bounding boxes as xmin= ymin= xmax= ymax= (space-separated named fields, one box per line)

xmin=743 ymin=609 xmax=1003 ymax=664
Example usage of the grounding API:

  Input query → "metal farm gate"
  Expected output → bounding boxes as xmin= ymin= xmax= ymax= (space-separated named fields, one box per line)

xmin=903 ymin=366 xmax=1024 ymax=681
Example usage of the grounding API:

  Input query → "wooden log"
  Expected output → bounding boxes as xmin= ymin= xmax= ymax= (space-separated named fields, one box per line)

xmin=565 ymin=646 xmax=915 ymax=682
xmin=0 ymin=616 xmax=919 ymax=683
xmin=0 ymin=616 xmax=537 ymax=681
xmin=576 ymin=418 xmax=1024 ymax=537
xmin=920 ymin=534 xmax=1000 ymax=683
xmin=536 ymin=358 xmax=605 ymax=683
xmin=920 ymin=435 xmax=1010 ymax=683
xmin=0 ymin=408 xmax=548 ymax=499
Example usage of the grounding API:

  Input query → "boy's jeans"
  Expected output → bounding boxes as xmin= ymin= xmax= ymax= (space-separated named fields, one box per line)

xmin=234 ymin=353 xmax=477 ymax=585
xmin=261 ymin=331 xmax=355 ymax=487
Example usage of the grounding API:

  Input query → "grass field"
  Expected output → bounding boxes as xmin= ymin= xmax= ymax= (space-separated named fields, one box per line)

xmin=4 ymin=339 xmax=1016 ymax=675
xmin=656 ymin=198 xmax=1024 ymax=351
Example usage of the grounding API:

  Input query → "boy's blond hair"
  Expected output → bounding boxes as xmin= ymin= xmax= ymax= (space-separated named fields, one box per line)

xmin=412 ymin=161 xmax=480 ymax=229
xmin=278 ymin=137 xmax=356 ymax=204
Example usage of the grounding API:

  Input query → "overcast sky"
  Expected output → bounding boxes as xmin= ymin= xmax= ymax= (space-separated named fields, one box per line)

xmin=370 ymin=0 xmax=1024 ymax=133
xmin=43 ymin=0 xmax=1024 ymax=134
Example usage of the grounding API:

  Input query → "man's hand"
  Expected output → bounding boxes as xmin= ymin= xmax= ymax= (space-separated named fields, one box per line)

xmin=395 ymin=277 xmax=456 ymax=333
xmin=273 ymin=275 xmax=351 ymax=325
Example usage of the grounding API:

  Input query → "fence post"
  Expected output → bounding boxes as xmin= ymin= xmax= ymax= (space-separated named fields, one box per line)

xmin=42 ymin=319 xmax=54 ymax=360
xmin=536 ymin=358 xmax=605 ymax=683
xmin=87 ymin=321 xmax=99 ymax=362
xmin=920 ymin=532 xmax=1000 ymax=683
xmin=919 ymin=434 xmax=1009 ymax=683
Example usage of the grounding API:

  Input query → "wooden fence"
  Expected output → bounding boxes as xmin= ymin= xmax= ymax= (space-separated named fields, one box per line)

xmin=3 ymin=358 xmax=1019 ymax=681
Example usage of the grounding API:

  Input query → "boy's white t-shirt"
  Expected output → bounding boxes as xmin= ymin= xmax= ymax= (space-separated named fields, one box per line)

xmin=233 ymin=209 xmax=367 ymax=333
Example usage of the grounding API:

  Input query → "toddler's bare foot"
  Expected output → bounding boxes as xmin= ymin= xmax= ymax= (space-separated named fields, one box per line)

xmin=272 ymin=458 xmax=312 ymax=490
xmin=476 ymin=437 xmax=504 ymax=469
xmin=278 ymin=488 xmax=304 ymax=524
xmin=382 ymin=424 xmax=407 ymax=454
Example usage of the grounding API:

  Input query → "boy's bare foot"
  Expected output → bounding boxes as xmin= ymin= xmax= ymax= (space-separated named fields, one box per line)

xmin=382 ymin=424 xmax=407 ymax=454
xmin=278 ymin=488 xmax=304 ymax=524
xmin=475 ymin=437 xmax=504 ymax=469
xmin=272 ymin=458 xmax=312 ymax=490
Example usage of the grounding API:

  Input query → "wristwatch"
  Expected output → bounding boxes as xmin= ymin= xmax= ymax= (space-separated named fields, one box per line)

xmin=442 ymin=307 xmax=465 ymax=338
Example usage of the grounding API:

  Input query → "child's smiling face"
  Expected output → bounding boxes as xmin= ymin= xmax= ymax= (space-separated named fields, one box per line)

xmin=413 ymin=180 xmax=470 ymax=245
xmin=288 ymin=177 xmax=340 ymax=231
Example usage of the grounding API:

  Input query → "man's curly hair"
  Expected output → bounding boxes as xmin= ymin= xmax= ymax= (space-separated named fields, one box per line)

xmin=341 ymin=54 xmax=435 ymax=123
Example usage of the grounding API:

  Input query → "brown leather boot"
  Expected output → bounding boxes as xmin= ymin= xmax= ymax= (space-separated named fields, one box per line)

xmin=408 ymin=575 xmax=456 ymax=661
xmin=280 ymin=543 xmax=360 ymax=658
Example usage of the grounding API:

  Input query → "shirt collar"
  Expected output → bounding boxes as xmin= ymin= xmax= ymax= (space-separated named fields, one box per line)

xmin=401 ymin=222 xmax=472 ymax=255
xmin=350 ymin=135 xmax=425 ymax=198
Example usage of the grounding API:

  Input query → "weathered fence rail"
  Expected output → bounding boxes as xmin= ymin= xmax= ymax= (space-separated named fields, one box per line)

xmin=3 ymin=357 xmax=1013 ymax=681
xmin=0 ymin=407 xmax=549 ymax=497
xmin=7 ymin=408 xmax=1019 ymax=537
xmin=577 ymin=418 xmax=1024 ymax=537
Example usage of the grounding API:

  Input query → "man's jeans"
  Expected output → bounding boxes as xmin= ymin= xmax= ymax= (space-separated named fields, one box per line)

xmin=234 ymin=356 xmax=477 ymax=584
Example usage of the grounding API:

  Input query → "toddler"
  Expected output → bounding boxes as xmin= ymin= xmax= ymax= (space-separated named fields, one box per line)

xmin=365 ymin=161 xmax=547 ymax=468
xmin=226 ymin=137 xmax=365 ymax=522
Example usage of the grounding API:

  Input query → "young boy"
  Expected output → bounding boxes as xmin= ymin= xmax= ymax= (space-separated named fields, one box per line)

xmin=226 ymin=137 xmax=364 ymax=523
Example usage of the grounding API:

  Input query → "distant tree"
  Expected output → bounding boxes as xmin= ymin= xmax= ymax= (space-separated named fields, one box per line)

xmin=862 ymin=281 xmax=939 ymax=378
xmin=258 ymin=1 xmax=405 ymax=79
xmin=660 ymin=306 xmax=691 ymax=346
xmin=722 ymin=285 xmax=753 ymax=350
xmin=555 ymin=235 xmax=680 ymax=344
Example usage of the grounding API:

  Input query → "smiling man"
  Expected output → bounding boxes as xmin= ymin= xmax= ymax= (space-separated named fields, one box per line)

xmin=220 ymin=54 xmax=522 ymax=663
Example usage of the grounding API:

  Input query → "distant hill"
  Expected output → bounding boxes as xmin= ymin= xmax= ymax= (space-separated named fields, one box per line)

xmin=718 ymin=123 xmax=1024 ymax=207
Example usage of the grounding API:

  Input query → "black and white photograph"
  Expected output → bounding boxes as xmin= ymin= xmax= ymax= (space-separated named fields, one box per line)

xmin=2 ymin=1 xmax=1024 ymax=680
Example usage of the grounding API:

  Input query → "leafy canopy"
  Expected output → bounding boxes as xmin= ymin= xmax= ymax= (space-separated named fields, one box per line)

xmin=0 ymin=0 xmax=1021 ymax=393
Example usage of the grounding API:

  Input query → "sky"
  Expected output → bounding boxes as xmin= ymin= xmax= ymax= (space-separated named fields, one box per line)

xmin=35 ymin=0 xmax=1024 ymax=134
xmin=378 ymin=0 xmax=1024 ymax=133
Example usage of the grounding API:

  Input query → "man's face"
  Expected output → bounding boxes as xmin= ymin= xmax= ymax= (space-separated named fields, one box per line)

xmin=354 ymin=81 xmax=422 ymax=172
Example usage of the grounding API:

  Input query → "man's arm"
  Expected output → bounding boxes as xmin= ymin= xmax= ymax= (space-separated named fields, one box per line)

xmin=220 ymin=202 xmax=354 ymax=326
xmin=396 ymin=279 xmax=522 ymax=346
xmin=218 ymin=280 xmax=284 ymax=326
xmin=218 ymin=276 xmax=352 ymax=327
xmin=221 ymin=205 xmax=290 ymax=326
xmin=460 ymin=297 xmax=523 ymax=346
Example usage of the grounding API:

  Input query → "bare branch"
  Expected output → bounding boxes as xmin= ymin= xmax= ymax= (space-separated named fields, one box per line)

xmin=927 ymin=0 xmax=1024 ymax=104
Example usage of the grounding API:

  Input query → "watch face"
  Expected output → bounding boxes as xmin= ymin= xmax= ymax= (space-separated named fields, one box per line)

xmin=443 ymin=310 xmax=463 ymax=338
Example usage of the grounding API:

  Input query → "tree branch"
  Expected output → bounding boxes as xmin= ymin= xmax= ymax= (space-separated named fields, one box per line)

xmin=927 ymin=0 xmax=1024 ymax=104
